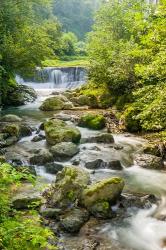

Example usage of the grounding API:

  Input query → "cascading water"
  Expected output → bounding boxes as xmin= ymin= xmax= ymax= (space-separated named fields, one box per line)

xmin=16 ymin=66 xmax=87 ymax=91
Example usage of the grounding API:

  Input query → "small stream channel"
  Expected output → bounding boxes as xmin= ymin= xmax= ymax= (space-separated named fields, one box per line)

xmin=2 ymin=67 xmax=166 ymax=250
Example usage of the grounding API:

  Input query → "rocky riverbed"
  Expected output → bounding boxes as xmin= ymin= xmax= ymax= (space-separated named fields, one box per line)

xmin=1 ymin=85 xmax=166 ymax=250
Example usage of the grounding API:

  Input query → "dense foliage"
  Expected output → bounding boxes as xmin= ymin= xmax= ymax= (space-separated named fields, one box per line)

xmin=0 ymin=0 xmax=62 ymax=105
xmin=0 ymin=163 xmax=56 ymax=250
xmin=88 ymin=0 xmax=166 ymax=132
xmin=53 ymin=0 xmax=102 ymax=39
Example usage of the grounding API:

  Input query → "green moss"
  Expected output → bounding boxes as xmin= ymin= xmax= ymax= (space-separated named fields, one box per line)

xmin=84 ymin=177 xmax=123 ymax=197
xmin=44 ymin=119 xmax=81 ymax=145
xmin=79 ymin=113 xmax=106 ymax=130
xmin=2 ymin=124 xmax=20 ymax=137
xmin=67 ymin=191 xmax=75 ymax=201
xmin=40 ymin=97 xmax=64 ymax=111
xmin=102 ymin=201 xmax=109 ymax=210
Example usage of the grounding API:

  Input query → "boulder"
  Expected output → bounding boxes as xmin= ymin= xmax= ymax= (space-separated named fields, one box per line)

xmin=44 ymin=166 xmax=90 ymax=209
xmin=81 ymin=133 xmax=114 ymax=144
xmin=84 ymin=159 xmax=123 ymax=170
xmin=134 ymin=154 xmax=164 ymax=169
xmin=32 ymin=134 xmax=45 ymax=142
xmin=20 ymin=124 xmax=32 ymax=137
xmin=30 ymin=149 xmax=53 ymax=165
xmin=45 ymin=162 xmax=64 ymax=174
xmin=108 ymin=160 xmax=123 ymax=170
xmin=40 ymin=95 xmax=73 ymax=111
xmin=81 ymin=177 xmax=125 ymax=208
xmin=60 ymin=208 xmax=89 ymax=233
xmin=0 ymin=114 xmax=22 ymax=122
xmin=4 ymin=84 xmax=37 ymax=106
xmin=2 ymin=124 xmax=20 ymax=137
xmin=85 ymin=159 xmax=104 ymax=169
xmin=50 ymin=142 xmax=79 ymax=161
xmin=78 ymin=114 xmax=105 ymax=130
xmin=44 ymin=119 xmax=81 ymax=145
xmin=71 ymin=94 xmax=98 ymax=108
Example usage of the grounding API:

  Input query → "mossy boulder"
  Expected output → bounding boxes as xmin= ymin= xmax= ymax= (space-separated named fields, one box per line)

xmin=0 ymin=114 xmax=22 ymax=122
xmin=44 ymin=119 xmax=81 ymax=145
xmin=44 ymin=166 xmax=90 ymax=209
xmin=2 ymin=124 xmax=20 ymax=137
xmin=71 ymin=94 xmax=98 ymax=108
xmin=81 ymin=177 xmax=125 ymax=208
xmin=78 ymin=114 xmax=106 ymax=130
xmin=40 ymin=95 xmax=73 ymax=111
xmin=50 ymin=142 xmax=79 ymax=161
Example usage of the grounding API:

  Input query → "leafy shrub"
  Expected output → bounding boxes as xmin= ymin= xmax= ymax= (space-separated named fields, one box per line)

xmin=123 ymin=84 xmax=166 ymax=132
xmin=0 ymin=163 xmax=57 ymax=250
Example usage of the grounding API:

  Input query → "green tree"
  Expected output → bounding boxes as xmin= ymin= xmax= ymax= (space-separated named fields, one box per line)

xmin=53 ymin=0 xmax=102 ymax=39
xmin=0 ymin=0 xmax=61 ymax=105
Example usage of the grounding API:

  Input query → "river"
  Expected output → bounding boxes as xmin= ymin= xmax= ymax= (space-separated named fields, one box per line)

xmin=1 ymin=66 xmax=166 ymax=250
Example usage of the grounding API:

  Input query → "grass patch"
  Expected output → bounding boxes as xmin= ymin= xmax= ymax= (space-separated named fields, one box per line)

xmin=42 ymin=56 xmax=89 ymax=67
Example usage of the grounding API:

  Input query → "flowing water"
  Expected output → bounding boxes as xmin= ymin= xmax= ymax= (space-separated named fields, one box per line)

xmin=2 ymin=66 xmax=166 ymax=250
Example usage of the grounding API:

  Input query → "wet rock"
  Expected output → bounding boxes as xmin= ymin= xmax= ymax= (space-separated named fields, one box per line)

xmin=81 ymin=177 xmax=125 ymax=208
xmin=0 ymin=114 xmax=22 ymax=122
xmin=45 ymin=162 xmax=64 ymax=174
xmin=85 ymin=159 xmax=104 ymax=169
xmin=44 ymin=166 xmax=90 ymax=209
xmin=108 ymin=160 xmax=123 ymax=170
xmin=79 ymin=114 xmax=105 ymax=130
xmin=120 ymin=193 xmax=158 ymax=210
xmin=20 ymin=124 xmax=32 ymax=137
xmin=44 ymin=119 xmax=81 ymax=145
xmin=50 ymin=142 xmax=79 ymax=161
xmin=30 ymin=148 xmax=54 ymax=165
xmin=32 ymin=134 xmax=45 ymax=142
xmin=85 ymin=159 xmax=123 ymax=170
xmin=134 ymin=153 xmax=164 ymax=169
xmin=81 ymin=133 xmax=114 ymax=144
xmin=4 ymin=84 xmax=37 ymax=106
xmin=60 ymin=208 xmax=89 ymax=233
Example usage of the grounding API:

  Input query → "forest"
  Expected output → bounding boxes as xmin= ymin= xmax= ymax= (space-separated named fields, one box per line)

xmin=0 ymin=0 xmax=166 ymax=249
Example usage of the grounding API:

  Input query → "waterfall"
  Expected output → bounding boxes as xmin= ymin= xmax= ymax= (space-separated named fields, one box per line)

xmin=16 ymin=67 xmax=87 ymax=90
